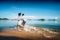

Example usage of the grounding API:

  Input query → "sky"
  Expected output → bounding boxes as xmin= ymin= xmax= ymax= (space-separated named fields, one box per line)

xmin=0 ymin=0 xmax=60 ymax=19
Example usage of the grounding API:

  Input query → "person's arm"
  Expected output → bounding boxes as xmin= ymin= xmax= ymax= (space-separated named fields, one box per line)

xmin=18 ymin=16 xmax=20 ymax=21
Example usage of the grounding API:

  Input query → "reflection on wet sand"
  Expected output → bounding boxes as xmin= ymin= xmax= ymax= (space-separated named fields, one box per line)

xmin=0 ymin=26 xmax=60 ymax=40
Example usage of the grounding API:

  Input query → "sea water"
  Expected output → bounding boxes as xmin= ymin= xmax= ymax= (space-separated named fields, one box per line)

xmin=0 ymin=19 xmax=60 ymax=32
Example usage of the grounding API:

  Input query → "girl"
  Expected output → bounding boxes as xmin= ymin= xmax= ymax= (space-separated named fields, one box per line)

xmin=17 ymin=13 xmax=23 ymax=31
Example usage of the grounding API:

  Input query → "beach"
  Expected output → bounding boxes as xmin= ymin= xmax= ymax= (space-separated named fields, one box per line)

xmin=0 ymin=0 xmax=60 ymax=40
xmin=0 ymin=27 xmax=60 ymax=40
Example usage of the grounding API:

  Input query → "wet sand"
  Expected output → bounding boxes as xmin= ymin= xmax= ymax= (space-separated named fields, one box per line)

xmin=0 ymin=27 xmax=60 ymax=40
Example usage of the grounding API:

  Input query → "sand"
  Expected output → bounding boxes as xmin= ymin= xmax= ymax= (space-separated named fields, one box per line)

xmin=0 ymin=27 xmax=60 ymax=40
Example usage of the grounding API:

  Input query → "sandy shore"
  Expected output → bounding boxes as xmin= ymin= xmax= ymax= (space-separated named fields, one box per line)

xmin=0 ymin=27 xmax=60 ymax=40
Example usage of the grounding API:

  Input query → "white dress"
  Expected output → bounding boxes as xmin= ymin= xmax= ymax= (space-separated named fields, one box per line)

xmin=18 ymin=16 xmax=23 ymax=25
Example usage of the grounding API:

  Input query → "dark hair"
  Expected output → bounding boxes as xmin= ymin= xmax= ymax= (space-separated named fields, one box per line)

xmin=18 ymin=13 xmax=21 ymax=16
xmin=22 ymin=14 xmax=24 ymax=16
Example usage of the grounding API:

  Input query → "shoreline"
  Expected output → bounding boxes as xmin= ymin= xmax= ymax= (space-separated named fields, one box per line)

xmin=0 ymin=27 xmax=60 ymax=40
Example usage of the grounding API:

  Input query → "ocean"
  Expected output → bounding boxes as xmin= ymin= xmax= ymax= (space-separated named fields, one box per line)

xmin=0 ymin=19 xmax=60 ymax=32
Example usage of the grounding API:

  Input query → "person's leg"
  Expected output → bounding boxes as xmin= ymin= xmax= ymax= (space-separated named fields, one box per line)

xmin=22 ymin=22 xmax=26 ymax=31
xmin=18 ymin=25 xmax=24 ymax=31
xmin=17 ymin=25 xmax=22 ymax=31
xmin=17 ymin=25 xmax=19 ymax=30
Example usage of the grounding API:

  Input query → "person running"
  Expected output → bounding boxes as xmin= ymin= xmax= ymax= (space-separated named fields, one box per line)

xmin=17 ymin=13 xmax=23 ymax=31
xmin=22 ymin=14 xmax=26 ymax=26
xmin=22 ymin=14 xmax=28 ymax=31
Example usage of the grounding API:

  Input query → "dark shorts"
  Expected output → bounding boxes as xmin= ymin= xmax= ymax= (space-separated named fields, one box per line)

xmin=22 ymin=20 xmax=26 ymax=26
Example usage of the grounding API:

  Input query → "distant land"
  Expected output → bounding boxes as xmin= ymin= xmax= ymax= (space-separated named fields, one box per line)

xmin=0 ymin=18 xmax=45 ymax=20
xmin=0 ymin=18 xmax=57 ymax=21
xmin=0 ymin=18 xmax=8 ymax=20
